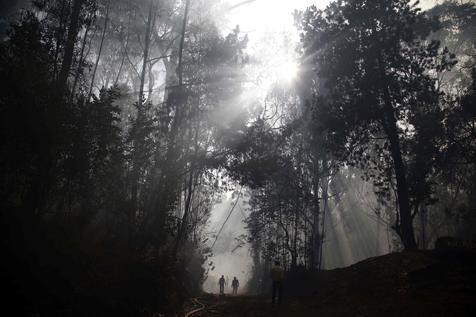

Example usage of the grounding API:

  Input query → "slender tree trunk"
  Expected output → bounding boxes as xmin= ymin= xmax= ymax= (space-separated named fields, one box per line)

xmin=310 ymin=156 xmax=321 ymax=269
xmin=130 ymin=112 xmax=143 ymax=221
xmin=142 ymin=0 xmax=190 ymax=244
xmin=376 ymin=54 xmax=417 ymax=250
xmin=382 ymin=88 xmax=418 ymax=250
xmin=292 ymin=203 xmax=298 ymax=269
xmin=58 ymin=0 xmax=84 ymax=94
xmin=278 ymin=204 xmax=294 ymax=269
xmin=165 ymin=0 xmax=190 ymax=140
xmin=318 ymin=171 xmax=329 ymax=270
xmin=420 ymin=207 xmax=426 ymax=249
xmin=147 ymin=62 xmax=155 ymax=101
xmin=292 ymin=147 xmax=303 ymax=270
xmin=174 ymin=166 xmax=194 ymax=255
xmin=53 ymin=0 xmax=68 ymax=79
xmin=131 ymin=0 xmax=155 ymax=215
xmin=88 ymin=0 xmax=110 ymax=100
xmin=138 ymin=0 xmax=155 ymax=105
xmin=177 ymin=0 xmax=190 ymax=88
xmin=114 ymin=13 xmax=132 ymax=86
xmin=174 ymin=119 xmax=201 ymax=256
xmin=376 ymin=211 xmax=381 ymax=254
xmin=71 ymin=14 xmax=93 ymax=100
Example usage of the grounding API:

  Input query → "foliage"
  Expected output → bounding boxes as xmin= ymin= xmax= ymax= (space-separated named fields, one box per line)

xmin=0 ymin=0 xmax=249 ymax=315
xmin=297 ymin=0 xmax=458 ymax=249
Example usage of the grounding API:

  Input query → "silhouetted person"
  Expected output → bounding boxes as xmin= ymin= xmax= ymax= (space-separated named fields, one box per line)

xmin=231 ymin=276 xmax=239 ymax=295
xmin=270 ymin=260 xmax=284 ymax=304
xmin=218 ymin=275 xmax=226 ymax=295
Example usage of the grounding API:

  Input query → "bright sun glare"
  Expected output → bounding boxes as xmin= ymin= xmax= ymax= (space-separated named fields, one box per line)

xmin=225 ymin=0 xmax=314 ymax=89
xmin=276 ymin=60 xmax=299 ymax=82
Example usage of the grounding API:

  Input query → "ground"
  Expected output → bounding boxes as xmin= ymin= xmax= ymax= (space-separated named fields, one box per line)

xmin=182 ymin=250 xmax=476 ymax=316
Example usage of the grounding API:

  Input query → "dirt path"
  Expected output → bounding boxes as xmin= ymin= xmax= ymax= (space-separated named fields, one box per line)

xmin=182 ymin=251 xmax=476 ymax=317
xmin=183 ymin=294 xmax=296 ymax=317
xmin=184 ymin=298 xmax=205 ymax=317
xmin=183 ymin=286 xmax=476 ymax=317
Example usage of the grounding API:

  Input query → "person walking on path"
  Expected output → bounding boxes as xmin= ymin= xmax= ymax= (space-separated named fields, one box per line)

xmin=231 ymin=276 xmax=239 ymax=295
xmin=218 ymin=275 xmax=226 ymax=295
xmin=270 ymin=260 xmax=284 ymax=304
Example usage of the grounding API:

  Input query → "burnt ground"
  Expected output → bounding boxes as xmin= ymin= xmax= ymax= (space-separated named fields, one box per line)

xmin=183 ymin=250 xmax=476 ymax=317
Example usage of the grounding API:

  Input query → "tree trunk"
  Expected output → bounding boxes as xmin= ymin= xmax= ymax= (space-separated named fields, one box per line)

xmin=53 ymin=0 xmax=68 ymax=80
xmin=165 ymin=0 xmax=190 ymax=140
xmin=142 ymin=0 xmax=191 ymax=245
xmin=131 ymin=0 xmax=155 ymax=215
xmin=174 ymin=165 xmax=194 ymax=256
xmin=88 ymin=0 xmax=110 ymax=99
xmin=382 ymin=88 xmax=418 ymax=250
xmin=177 ymin=0 xmax=190 ymax=87
xmin=70 ymin=14 xmax=92 ymax=101
xmin=58 ymin=0 xmax=84 ymax=94
xmin=319 ymin=171 xmax=329 ymax=270
xmin=310 ymin=155 xmax=321 ymax=269
xmin=292 ymin=205 xmax=298 ymax=269
xmin=138 ymin=0 xmax=155 ymax=105
xmin=174 ymin=118 xmax=201 ymax=256
xmin=420 ymin=207 xmax=427 ymax=249
xmin=114 ymin=33 xmax=128 ymax=85
xmin=114 ymin=10 xmax=133 ymax=86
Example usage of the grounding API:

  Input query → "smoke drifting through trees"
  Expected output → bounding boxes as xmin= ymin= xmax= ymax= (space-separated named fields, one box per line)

xmin=0 ymin=0 xmax=475 ymax=315
xmin=1 ymin=0 xmax=249 ymax=314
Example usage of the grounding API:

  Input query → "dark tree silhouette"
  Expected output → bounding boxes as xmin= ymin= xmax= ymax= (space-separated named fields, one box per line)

xmin=298 ymin=0 xmax=456 ymax=250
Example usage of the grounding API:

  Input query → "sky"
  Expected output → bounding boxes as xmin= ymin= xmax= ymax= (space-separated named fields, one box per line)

xmin=225 ymin=0 xmax=322 ymax=86
xmin=215 ymin=0 xmax=441 ymax=103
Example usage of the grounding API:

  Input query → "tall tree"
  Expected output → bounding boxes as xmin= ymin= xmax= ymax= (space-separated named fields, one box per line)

xmin=88 ymin=0 xmax=110 ymax=99
xmin=298 ymin=0 xmax=455 ymax=250
xmin=58 ymin=0 xmax=85 ymax=93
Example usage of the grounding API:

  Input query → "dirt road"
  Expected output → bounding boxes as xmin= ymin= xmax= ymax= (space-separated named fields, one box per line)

xmin=183 ymin=294 xmax=292 ymax=317
xmin=182 ymin=251 xmax=476 ymax=317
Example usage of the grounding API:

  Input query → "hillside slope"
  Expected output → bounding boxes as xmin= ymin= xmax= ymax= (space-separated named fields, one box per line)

xmin=186 ymin=250 xmax=476 ymax=316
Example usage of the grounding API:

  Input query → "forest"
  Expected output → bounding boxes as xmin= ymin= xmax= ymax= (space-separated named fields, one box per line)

xmin=0 ymin=0 xmax=475 ymax=316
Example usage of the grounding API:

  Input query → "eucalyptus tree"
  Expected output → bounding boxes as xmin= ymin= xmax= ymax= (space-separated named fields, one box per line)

xmin=57 ymin=0 xmax=87 ymax=93
xmin=298 ymin=0 xmax=456 ymax=250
